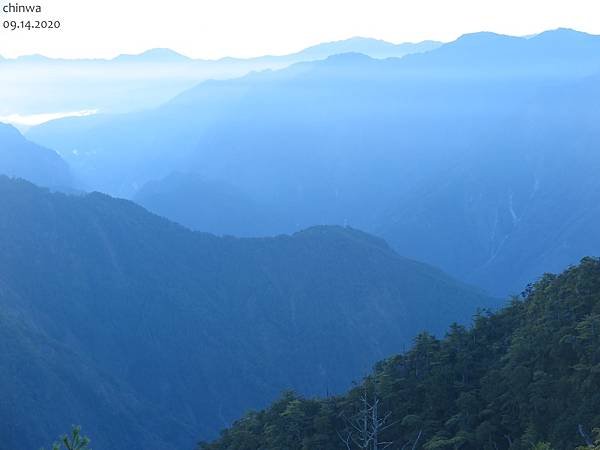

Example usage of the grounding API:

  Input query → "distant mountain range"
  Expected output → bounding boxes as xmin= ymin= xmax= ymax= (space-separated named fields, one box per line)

xmin=0 ymin=176 xmax=493 ymax=450
xmin=26 ymin=28 xmax=600 ymax=296
xmin=112 ymin=48 xmax=191 ymax=63
xmin=0 ymin=37 xmax=440 ymax=117
xmin=1 ymin=37 xmax=440 ymax=63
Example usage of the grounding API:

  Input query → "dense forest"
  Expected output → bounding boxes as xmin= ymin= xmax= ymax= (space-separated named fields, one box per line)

xmin=201 ymin=258 xmax=600 ymax=449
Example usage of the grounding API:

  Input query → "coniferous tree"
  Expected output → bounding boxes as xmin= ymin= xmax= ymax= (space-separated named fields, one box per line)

xmin=42 ymin=426 xmax=91 ymax=450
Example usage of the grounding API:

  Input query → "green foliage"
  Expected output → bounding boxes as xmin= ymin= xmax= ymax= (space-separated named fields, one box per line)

xmin=42 ymin=426 xmax=91 ymax=450
xmin=531 ymin=444 xmax=554 ymax=450
xmin=202 ymin=258 xmax=600 ymax=450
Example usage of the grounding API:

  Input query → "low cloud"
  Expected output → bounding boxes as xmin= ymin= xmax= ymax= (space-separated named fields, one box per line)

xmin=0 ymin=109 xmax=98 ymax=127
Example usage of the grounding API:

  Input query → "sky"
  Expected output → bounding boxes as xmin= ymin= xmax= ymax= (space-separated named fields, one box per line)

xmin=0 ymin=0 xmax=599 ymax=59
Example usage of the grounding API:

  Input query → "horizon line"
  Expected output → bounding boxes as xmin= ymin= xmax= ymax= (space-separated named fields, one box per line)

xmin=0 ymin=27 xmax=593 ymax=62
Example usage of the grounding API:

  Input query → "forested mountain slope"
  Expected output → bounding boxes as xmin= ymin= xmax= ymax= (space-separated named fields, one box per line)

xmin=202 ymin=257 xmax=600 ymax=450
xmin=0 ymin=177 xmax=492 ymax=450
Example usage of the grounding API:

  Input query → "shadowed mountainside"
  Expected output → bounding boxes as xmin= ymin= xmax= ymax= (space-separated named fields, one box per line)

xmin=0 ymin=123 xmax=72 ymax=188
xmin=0 ymin=177 xmax=494 ymax=450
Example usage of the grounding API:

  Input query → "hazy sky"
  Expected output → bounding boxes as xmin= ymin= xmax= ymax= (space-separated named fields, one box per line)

xmin=0 ymin=0 xmax=599 ymax=58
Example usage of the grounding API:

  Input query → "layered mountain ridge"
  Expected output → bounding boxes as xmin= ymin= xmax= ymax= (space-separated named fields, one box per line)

xmin=26 ymin=28 xmax=600 ymax=296
xmin=0 ymin=176 xmax=493 ymax=450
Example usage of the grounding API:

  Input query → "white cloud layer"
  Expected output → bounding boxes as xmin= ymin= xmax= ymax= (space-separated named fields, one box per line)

xmin=0 ymin=110 xmax=98 ymax=126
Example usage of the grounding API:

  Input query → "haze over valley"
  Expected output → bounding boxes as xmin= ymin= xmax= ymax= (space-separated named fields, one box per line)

xmin=0 ymin=38 xmax=440 ymax=120
xmin=22 ymin=28 xmax=600 ymax=296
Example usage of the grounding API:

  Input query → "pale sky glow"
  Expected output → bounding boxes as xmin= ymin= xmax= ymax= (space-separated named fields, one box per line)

xmin=0 ymin=0 xmax=599 ymax=59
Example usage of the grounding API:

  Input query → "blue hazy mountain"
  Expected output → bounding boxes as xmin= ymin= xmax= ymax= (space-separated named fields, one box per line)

xmin=134 ymin=172 xmax=287 ymax=236
xmin=112 ymin=48 xmax=191 ymax=63
xmin=270 ymin=36 xmax=441 ymax=60
xmin=0 ymin=38 xmax=439 ymax=117
xmin=0 ymin=122 xmax=72 ymax=188
xmin=399 ymin=28 xmax=600 ymax=75
xmin=27 ymin=29 xmax=600 ymax=296
xmin=0 ymin=176 xmax=493 ymax=449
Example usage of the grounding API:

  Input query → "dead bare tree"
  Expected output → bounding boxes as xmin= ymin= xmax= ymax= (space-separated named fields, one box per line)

xmin=410 ymin=429 xmax=422 ymax=450
xmin=337 ymin=430 xmax=353 ymax=450
xmin=338 ymin=390 xmax=396 ymax=449
xmin=400 ymin=429 xmax=423 ymax=450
